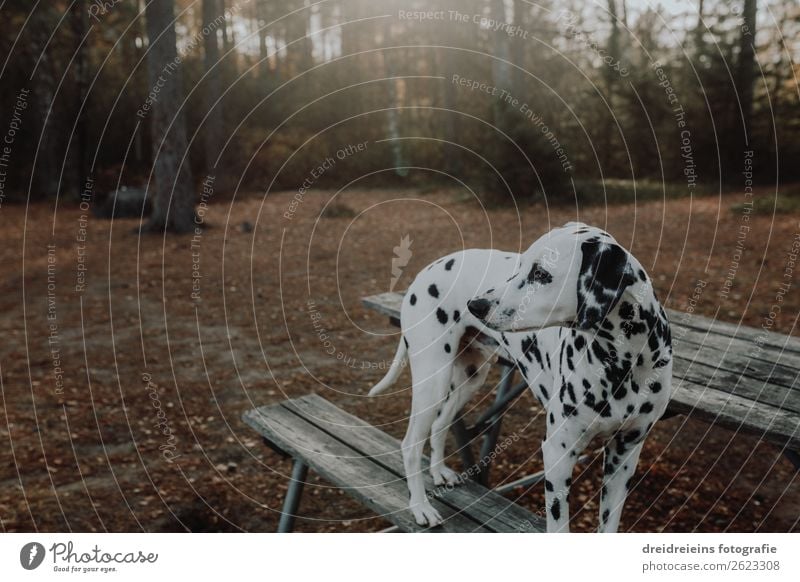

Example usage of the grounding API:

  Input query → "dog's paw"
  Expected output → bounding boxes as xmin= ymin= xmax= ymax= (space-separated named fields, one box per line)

xmin=410 ymin=500 xmax=443 ymax=527
xmin=430 ymin=465 xmax=461 ymax=487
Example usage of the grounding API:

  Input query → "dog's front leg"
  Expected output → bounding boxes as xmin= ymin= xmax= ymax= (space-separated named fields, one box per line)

xmin=598 ymin=434 xmax=645 ymax=533
xmin=542 ymin=431 xmax=582 ymax=533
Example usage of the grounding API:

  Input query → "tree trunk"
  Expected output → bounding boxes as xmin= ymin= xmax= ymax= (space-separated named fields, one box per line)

xmin=220 ymin=0 xmax=237 ymax=76
xmin=28 ymin=7 xmax=59 ymax=200
xmin=382 ymin=20 xmax=406 ymax=176
xmin=694 ymin=0 xmax=705 ymax=49
xmin=288 ymin=0 xmax=312 ymax=74
xmin=256 ymin=0 xmax=270 ymax=80
xmin=511 ymin=0 xmax=526 ymax=97
xmin=144 ymin=0 xmax=196 ymax=233
xmin=203 ymin=0 xmax=223 ymax=177
xmin=71 ymin=0 xmax=90 ymax=198
xmin=490 ymin=0 xmax=512 ymax=130
xmin=736 ymin=0 xmax=757 ymax=148
xmin=605 ymin=0 xmax=620 ymax=95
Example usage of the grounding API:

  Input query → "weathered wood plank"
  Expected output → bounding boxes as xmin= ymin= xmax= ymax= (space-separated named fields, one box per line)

xmin=669 ymin=379 xmax=800 ymax=451
xmin=285 ymin=393 xmax=545 ymax=533
xmin=672 ymin=323 xmax=800 ymax=374
xmin=362 ymin=292 xmax=404 ymax=320
xmin=672 ymin=356 xmax=800 ymax=414
xmin=667 ymin=308 xmax=800 ymax=356
xmin=242 ymin=404 xmax=492 ymax=532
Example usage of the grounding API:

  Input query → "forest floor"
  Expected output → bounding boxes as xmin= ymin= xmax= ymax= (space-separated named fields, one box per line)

xmin=1 ymin=186 xmax=799 ymax=532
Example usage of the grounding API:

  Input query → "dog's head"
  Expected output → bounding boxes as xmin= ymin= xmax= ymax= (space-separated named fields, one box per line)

xmin=467 ymin=222 xmax=638 ymax=333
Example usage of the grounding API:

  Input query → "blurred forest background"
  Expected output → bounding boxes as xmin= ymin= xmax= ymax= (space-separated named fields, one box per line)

xmin=0 ymin=0 xmax=798 ymax=230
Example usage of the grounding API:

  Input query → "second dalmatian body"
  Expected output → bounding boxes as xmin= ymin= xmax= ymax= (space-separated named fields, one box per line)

xmin=368 ymin=223 xmax=673 ymax=532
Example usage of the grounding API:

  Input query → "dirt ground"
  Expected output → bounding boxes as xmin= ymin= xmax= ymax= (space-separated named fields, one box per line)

xmin=1 ymin=187 xmax=798 ymax=532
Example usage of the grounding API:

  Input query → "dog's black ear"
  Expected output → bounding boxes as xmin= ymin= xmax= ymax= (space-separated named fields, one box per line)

xmin=576 ymin=239 xmax=636 ymax=330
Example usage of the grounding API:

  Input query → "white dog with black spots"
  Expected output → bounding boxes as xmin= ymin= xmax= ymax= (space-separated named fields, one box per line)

xmin=368 ymin=222 xmax=673 ymax=532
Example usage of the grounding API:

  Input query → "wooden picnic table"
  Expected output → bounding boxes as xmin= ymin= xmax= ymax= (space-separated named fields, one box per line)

xmin=241 ymin=291 xmax=800 ymax=532
xmin=362 ymin=291 xmax=800 ymax=471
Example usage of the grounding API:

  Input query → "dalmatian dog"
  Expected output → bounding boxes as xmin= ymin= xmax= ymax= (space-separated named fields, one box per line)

xmin=368 ymin=222 xmax=673 ymax=532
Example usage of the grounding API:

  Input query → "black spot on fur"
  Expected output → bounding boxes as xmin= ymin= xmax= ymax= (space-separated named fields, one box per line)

xmin=624 ymin=430 xmax=641 ymax=443
xmin=574 ymin=335 xmax=586 ymax=351
xmin=428 ymin=284 xmax=439 ymax=298
xmin=650 ymin=381 xmax=662 ymax=393
xmin=551 ymin=499 xmax=561 ymax=521
xmin=640 ymin=402 xmax=654 ymax=414
xmin=618 ymin=302 xmax=635 ymax=320
xmin=539 ymin=384 xmax=550 ymax=401
xmin=602 ymin=509 xmax=610 ymax=524
xmin=562 ymin=404 xmax=577 ymax=417
xmin=409 ymin=294 xmax=417 ymax=305
xmin=453 ymin=310 xmax=460 ymax=322
xmin=436 ymin=308 xmax=448 ymax=324
xmin=576 ymin=240 xmax=636 ymax=329
xmin=403 ymin=337 xmax=409 ymax=348
xmin=444 ymin=343 xmax=451 ymax=353
xmin=549 ymin=412 xmax=555 ymax=424
xmin=545 ymin=480 xmax=554 ymax=492
xmin=527 ymin=262 xmax=553 ymax=285
xmin=466 ymin=365 xmax=477 ymax=378
xmin=445 ymin=258 xmax=455 ymax=271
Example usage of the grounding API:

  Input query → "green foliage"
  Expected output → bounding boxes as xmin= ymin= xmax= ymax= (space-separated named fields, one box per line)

xmin=731 ymin=185 xmax=800 ymax=214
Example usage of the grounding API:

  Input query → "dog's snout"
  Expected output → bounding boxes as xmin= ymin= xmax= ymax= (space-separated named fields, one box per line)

xmin=467 ymin=298 xmax=492 ymax=320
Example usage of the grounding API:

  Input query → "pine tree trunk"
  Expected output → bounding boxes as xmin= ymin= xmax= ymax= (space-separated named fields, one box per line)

xmin=28 ymin=7 xmax=59 ymax=200
xmin=203 ymin=0 xmax=223 ymax=177
xmin=144 ymin=0 xmax=196 ymax=234
xmin=71 ymin=0 xmax=90 ymax=197
xmin=737 ymin=0 xmax=757 ymax=147
xmin=490 ymin=0 xmax=512 ymax=130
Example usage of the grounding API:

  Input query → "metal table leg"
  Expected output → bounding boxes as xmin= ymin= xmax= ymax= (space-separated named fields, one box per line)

xmin=451 ymin=415 xmax=477 ymax=470
xmin=475 ymin=364 xmax=516 ymax=486
xmin=784 ymin=449 xmax=800 ymax=471
xmin=277 ymin=460 xmax=309 ymax=532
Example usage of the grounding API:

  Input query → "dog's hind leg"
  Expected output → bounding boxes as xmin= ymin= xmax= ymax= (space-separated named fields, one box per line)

xmin=402 ymin=355 xmax=453 ymax=527
xmin=429 ymin=354 xmax=492 ymax=486
xmin=598 ymin=431 xmax=645 ymax=533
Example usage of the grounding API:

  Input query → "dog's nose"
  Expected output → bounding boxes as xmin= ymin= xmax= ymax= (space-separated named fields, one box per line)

xmin=467 ymin=298 xmax=492 ymax=320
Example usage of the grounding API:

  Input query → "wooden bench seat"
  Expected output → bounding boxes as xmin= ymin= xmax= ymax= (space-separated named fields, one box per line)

xmin=243 ymin=393 xmax=546 ymax=532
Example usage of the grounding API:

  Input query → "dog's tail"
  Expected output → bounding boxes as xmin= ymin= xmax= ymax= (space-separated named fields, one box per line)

xmin=368 ymin=337 xmax=407 ymax=396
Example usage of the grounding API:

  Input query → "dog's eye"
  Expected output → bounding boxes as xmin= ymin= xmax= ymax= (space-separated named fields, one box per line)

xmin=527 ymin=262 xmax=553 ymax=285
